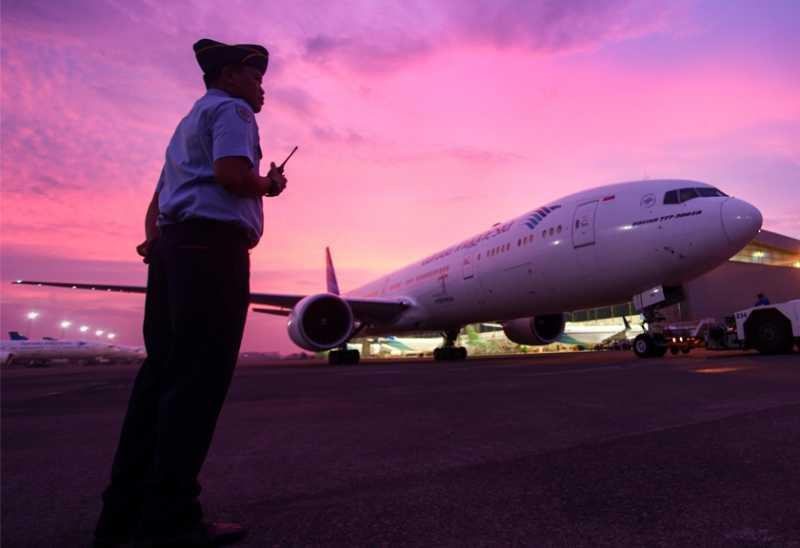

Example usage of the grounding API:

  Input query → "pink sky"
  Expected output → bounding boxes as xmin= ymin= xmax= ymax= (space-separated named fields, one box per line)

xmin=2 ymin=0 xmax=799 ymax=352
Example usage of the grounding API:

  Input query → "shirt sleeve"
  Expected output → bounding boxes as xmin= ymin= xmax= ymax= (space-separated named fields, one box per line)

xmin=210 ymin=101 xmax=257 ymax=167
xmin=155 ymin=166 xmax=165 ymax=193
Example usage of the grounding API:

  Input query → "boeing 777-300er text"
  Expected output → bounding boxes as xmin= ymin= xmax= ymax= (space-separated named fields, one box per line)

xmin=15 ymin=179 xmax=762 ymax=364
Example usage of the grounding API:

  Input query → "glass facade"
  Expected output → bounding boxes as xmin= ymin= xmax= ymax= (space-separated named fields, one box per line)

xmin=729 ymin=243 xmax=800 ymax=268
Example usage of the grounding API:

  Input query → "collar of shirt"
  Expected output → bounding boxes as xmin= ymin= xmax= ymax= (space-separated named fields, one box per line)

xmin=206 ymin=88 xmax=232 ymax=99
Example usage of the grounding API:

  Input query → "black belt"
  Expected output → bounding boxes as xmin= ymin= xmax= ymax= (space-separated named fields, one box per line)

xmin=162 ymin=218 xmax=251 ymax=246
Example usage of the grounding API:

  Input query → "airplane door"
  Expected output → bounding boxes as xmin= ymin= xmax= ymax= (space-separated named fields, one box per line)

xmin=463 ymin=252 xmax=475 ymax=280
xmin=572 ymin=201 xmax=598 ymax=248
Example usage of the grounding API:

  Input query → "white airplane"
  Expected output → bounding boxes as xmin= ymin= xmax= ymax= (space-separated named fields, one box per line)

xmin=15 ymin=179 xmax=761 ymax=364
xmin=0 ymin=332 xmax=145 ymax=367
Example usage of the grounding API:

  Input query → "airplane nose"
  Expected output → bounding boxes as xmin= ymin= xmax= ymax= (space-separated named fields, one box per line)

xmin=721 ymin=198 xmax=762 ymax=245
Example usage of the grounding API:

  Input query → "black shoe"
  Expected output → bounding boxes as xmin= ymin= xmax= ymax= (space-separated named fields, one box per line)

xmin=93 ymin=536 xmax=132 ymax=548
xmin=133 ymin=521 xmax=247 ymax=548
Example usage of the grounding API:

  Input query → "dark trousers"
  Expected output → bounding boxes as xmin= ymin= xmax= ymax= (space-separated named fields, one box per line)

xmin=96 ymin=220 xmax=250 ymax=537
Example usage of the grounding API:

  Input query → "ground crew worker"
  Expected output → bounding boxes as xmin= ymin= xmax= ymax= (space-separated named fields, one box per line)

xmin=93 ymin=38 xmax=287 ymax=548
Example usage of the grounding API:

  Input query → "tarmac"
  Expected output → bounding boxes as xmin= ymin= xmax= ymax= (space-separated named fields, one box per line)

xmin=3 ymin=350 xmax=800 ymax=547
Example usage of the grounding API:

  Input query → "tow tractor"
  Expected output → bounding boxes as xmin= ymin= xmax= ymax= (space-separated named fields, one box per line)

xmin=633 ymin=294 xmax=799 ymax=357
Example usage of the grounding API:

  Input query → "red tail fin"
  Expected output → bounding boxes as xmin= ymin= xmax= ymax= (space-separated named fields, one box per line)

xmin=325 ymin=247 xmax=340 ymax=295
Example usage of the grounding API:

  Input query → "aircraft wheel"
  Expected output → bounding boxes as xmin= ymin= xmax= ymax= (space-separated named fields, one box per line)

xmin=753 ymin=316 xmax=793 ymax=355
xmin=329 ymin=349 xmax=359 ymax=365
xmin=670 ymin=346 xmax=680 ymax=355
xmin=434 ymin=347 xmax=467 ymax=361
xmin=652 ymin=345 xmax=668 ymax=358
xmin=633 ymin=334 xmax=658 ymax=358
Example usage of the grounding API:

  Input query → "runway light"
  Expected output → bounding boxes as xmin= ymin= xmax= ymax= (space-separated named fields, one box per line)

xmin=79 ymin=325 xmax=90 ymax=333
xmin=107 ymin=333 xmax=116 ymax=340
xmin=27 ymin=311 xmax=40 ymax=320
xmin=60 ymin=320 xmax=72 ymax=329
xmin=95 ymin=330 xmax=104 ymax=336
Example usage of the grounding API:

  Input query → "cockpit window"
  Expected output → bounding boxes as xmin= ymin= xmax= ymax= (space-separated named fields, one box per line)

xmin=664 ymin=187 xmax=728 ymax=204
xmin=696 ymin=187 xmax=728 ymax=197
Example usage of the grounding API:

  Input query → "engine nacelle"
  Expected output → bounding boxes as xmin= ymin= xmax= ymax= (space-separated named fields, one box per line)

xmin=287 ymin=293 xmax=354 ymax=351
xmin=503 ymin=314 xmax=566 ymax=346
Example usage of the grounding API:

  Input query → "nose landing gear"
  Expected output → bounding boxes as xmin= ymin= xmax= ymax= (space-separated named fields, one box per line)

xmin=633 ymin=333 xmax=668 ymax=358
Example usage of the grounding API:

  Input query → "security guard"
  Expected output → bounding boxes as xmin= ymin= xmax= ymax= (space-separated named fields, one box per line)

xmin=94 ymin=39 xmax=286 ymax=548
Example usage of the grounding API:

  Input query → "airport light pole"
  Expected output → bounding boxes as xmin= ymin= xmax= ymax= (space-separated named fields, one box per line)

xmin=26 ymin=311 xmax=40 ymax=339
xmin=95 ymin=330 xmax=105 ymax=338
xmin=79 ymin=325 xmax=90 ymax=340
xmin=60 ymin=320 xmax=72 ymax=340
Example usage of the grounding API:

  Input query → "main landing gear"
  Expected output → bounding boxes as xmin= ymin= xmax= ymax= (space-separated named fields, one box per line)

xmin=329 ymin=347 xmax=360 ymax=365
xmin=434 ymin=329 xmax=468 ymax=361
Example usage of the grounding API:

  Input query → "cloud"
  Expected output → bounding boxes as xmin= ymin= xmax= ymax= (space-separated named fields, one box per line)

xmin=311 ymin=125 xmax=365 ymax=144
xmin=300 ymin=0 xmax=675 ymax=73
xmin=303 ymin=32 xmax=433 ymax=73
xmin=269 ymin=86 xmax=318 ymax=116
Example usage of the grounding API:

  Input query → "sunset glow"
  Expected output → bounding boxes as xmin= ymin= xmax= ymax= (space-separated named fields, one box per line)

xmin=2 ymin=1 xmax=798 ymax=352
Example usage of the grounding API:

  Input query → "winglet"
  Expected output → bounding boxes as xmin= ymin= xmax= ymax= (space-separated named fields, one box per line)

xmin=325 ymin=247 xmax=341 ymax=295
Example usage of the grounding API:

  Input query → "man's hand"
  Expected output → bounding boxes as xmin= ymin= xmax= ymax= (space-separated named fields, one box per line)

xmin=136 ymin=239 xmax=155 ymax=264
xmin=266 ymin=162 xmax=288 ymax=196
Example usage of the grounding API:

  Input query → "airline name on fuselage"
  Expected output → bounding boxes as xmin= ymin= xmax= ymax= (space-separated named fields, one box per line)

xmin=421 ymin=220 xmax=515 ymax=266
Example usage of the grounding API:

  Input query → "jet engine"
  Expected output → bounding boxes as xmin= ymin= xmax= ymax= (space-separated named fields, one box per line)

xmin=288 ymin=294 xmax=354 ymax=351
xmin=502 ymin=314 xmax=565 ymax=345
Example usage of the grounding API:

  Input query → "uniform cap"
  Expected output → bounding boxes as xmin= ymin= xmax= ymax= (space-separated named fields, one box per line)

xmin=193 ymin=38 xmax=269 ymax=76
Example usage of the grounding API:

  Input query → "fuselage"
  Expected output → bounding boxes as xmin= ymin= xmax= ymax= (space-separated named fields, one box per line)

xmin=348 ymin=179 xmax=762 ymax=333
xmin=0 ymin=340 xmax=143 ymax=366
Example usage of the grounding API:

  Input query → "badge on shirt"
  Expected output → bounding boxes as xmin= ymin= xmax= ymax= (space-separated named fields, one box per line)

xmin=235 ymin=105 xmax=252 ymax=123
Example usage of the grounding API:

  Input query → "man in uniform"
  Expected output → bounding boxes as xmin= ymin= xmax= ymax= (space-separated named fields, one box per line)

xmin=93 ymin=38 xmax=287 ymax=548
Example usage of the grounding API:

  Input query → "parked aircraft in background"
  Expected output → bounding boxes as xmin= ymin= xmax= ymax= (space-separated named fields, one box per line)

xmin=16 ymin=179 xmax=761 ymax=364
xmin=361 ymin=320 xmax=639 ymax=357
xmin=0 ymin=332 xmax=145 ymax=367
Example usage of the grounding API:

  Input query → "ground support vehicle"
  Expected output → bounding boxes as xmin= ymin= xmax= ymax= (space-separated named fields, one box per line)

xmin=729 ymin=299 xmax=799 ymax=354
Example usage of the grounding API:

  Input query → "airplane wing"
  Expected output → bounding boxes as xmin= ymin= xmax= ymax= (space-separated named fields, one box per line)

xmin=250 ymin=292 xmax=409 ymax=324
xmin=14 ymin=281 xmax=409 ymax=325
xmin=13 ymin=280 xmax=147 ymax=294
